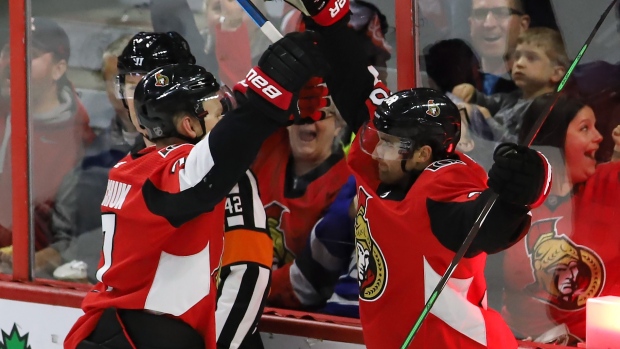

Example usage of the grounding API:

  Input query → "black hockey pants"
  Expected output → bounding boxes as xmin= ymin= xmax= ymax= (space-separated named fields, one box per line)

xmin=76 ymin=308 xmax=204 ymax=349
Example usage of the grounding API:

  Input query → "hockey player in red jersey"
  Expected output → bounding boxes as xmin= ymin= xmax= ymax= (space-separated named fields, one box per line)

xmin=115 ymin=31 xmax=197 ymax=148
xmin=64 ymin=30 xmax=327 ymax=349
xmin=276 ymin=1 xmax=551 ymax=347
xmin=117 ymin=31 xmax=273 ymax=349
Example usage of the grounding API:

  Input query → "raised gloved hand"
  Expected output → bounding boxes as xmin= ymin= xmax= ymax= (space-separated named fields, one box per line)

xmin=246 ymin=31 xmax=329 ymax=124
xmin=283 ymin=0 xmax=349 ymax=26
xmin=487 ymin=143 xmax=551 ymax=208
xmin=295 ymin=76 xmax=331 ymax=124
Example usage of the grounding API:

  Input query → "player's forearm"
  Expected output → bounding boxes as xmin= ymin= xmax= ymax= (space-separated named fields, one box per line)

xmin=216 ymin=262 xmax=271 ymax=349
xmin=472 ymin=190 xmax=531 ymax=254
xmin=204 ymin=103 xmax=283 ymax=207
xmin=308 ymin=17 xmax=376 ymax=132
xmin=429 ymin=189 xmax=530 ymax=257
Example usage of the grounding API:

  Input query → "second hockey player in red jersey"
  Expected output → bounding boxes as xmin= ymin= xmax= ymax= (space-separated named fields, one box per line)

xmin=276 ymin=1 xmax=552 ymax=347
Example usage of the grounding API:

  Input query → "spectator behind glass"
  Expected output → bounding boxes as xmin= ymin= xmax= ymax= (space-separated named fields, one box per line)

xmin=249 ymin=79 xmax=351 ymax=310
xmin=493 ymin=93 xmax=620 ymax=345
xmin=101 ymin=34 xmax=141 ymax=149
xmin=469 ymin=0 xmax=530 ymax=95
xmin=32 ymin=35 xmax=139 ymax=281
xmin=453 ymin=27 xmax=568 ymax=143
xmin=203 ymin=0 xmax=272 ymax=86
xmin=0 ymin=17 xmax=94 ymax=266
xmin=423 ymin=38 xmax=482 ymax=94
xmin=290 ymin=174 xmax=359 ymax=317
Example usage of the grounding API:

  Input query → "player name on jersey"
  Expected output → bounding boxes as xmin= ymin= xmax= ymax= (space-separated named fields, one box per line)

xmin=101 ymin=180 xmax=132 ymax=209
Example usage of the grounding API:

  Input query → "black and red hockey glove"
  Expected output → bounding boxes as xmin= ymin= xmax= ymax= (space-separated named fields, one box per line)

xmin=284 ymin=0 xmax=349 ymax=27
xmin=487 ymin=143 xmax=551 ymax=208
xmin=245 ymin=31 xmax=329 ymax=125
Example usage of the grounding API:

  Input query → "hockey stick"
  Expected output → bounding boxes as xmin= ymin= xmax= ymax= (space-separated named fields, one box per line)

xmin=401 ymin=1 xmax=619 ymax=347
xmin=235 ymin=0 xmax=283 ymax=42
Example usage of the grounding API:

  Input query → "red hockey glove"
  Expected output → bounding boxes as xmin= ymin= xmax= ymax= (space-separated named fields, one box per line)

xmin=488 ymin=143 xmax=551 ymax=208
xmin=284 ymin=0 xmax=349 ymax=27
xmin=246 ymin=31 xmax=329 ymax=125
xmin=295 ymin=76 xmax=331 ymax=124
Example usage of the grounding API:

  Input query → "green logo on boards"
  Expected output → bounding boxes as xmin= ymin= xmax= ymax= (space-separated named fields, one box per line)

xmin=0 ymin=324 xmax=31 ymax=349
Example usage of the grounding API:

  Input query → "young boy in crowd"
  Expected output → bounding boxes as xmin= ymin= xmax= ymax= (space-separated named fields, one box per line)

xmin=452 ymin=27 xmax=569 ymax=143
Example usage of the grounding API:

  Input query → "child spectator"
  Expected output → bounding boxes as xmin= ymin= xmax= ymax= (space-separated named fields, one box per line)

xmin=452 ymin=27 xmax=568 ymax=143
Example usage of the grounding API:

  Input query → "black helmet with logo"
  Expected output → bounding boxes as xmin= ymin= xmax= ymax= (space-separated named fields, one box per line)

xmin=117 ymin=31 xmax=196 ymax=75
xmin=133 ymin=64 xmax=224 ymax=142
xmin=115 ymin=32 xmax=196 ymax=102
xmin=369 ymin=88 xmax=461 ymax=159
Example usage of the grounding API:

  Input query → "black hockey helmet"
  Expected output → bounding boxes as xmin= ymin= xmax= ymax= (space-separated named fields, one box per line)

xmin=117 ymin=31 xmax=196 ymax=75
xmin=133 ymin=64 xmax=236 ymax=142
xmin=360 ymin=88 xmax=461 ymax=160
xmin=115 ymin=31 xmax=196 ymax=100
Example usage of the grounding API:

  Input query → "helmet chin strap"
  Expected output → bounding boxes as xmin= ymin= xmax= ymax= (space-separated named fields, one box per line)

xmin=187 ymin=117 xmax=208 ymax=144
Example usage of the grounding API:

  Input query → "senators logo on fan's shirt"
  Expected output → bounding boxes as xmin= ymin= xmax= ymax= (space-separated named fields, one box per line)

xmin=265 ymin=201 xmax=295 ymax=267
xmin=355 ymin=186 xmax=388 ymax=301
xmin=526 ymin=217 xmax=605 ymax=310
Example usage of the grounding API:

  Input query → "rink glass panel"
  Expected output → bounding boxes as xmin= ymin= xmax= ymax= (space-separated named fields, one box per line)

xmin=417 ymin=0 xmax=620 ymax=345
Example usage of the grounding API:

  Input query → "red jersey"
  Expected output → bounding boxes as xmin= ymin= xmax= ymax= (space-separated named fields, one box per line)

xmin=502 ymin=161 xmax=620 ymax=341
xmin=65 ymin=142 xmax=225 ymax=349
xmin=349 ymin=145 xmax=518 ymax=349
xmin=252 ymin=129 xmax=349 ymax=307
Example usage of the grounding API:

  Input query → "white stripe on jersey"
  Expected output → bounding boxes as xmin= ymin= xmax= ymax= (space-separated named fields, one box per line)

xmin=96 ymin=213 xmax=117 ymax=282
xmin=216 ymin=264 xmax=270 ymax=349
xmin=216 ymin=265 xmax=243 ymax=340
xmin=144 ymin=242 xmax=211 ymax=316
xmin=227 ymin=215 xmax=244 ymax=227
xmin=179 ymin=133 xmax=215 ymax=191
xmin=245 ymin=170 xmax=267 ymax=230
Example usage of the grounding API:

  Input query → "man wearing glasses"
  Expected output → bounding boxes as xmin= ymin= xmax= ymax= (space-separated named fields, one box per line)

xmin=470 ymin=0 xmax=530 ymax=95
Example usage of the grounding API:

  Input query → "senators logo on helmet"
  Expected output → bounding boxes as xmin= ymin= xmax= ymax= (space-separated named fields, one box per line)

xmin=426 ymin=99 xmax=441 ymax=117
xmin=154 ymin=73 xmax=169 ymax=87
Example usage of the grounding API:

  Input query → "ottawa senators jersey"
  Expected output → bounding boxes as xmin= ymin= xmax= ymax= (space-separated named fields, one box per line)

xmin=502 ymin=161 xmax=620 ymax=341
xmin=253 ymin=129 xmax=350 ymax=264
xmin=252 ymin=128 xmax=350 ymax=307
xmin=348 ymin=144 xmax=519 ymax=349
xmin=65 ymin=140 xmax=226 ymax=349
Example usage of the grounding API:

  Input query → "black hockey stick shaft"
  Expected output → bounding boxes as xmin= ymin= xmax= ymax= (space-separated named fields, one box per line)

xmin=401 ymin=1 xmax=619 ymax=347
